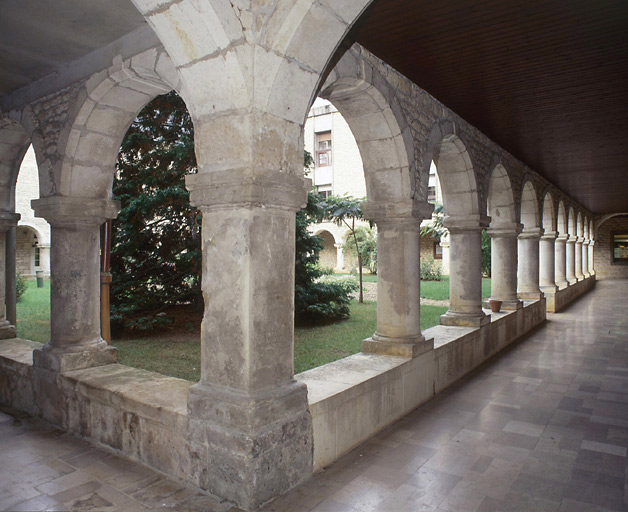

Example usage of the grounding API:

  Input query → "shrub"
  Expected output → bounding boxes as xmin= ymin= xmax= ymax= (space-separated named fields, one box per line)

xmin=420 ymin=256 xmax=442 ymax=281
xmin=16 ymin=272 xmax=27 ymax=302
xmin=344 ymin=226 xmax=378 ymax=274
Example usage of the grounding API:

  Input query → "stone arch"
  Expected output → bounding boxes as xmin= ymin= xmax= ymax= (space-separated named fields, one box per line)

xmin=576 ymin=212 xmax=584 ymax=238
xmin=542 ymin=193 xmax=556 ymax=232
xmin=319 ymin=49 xmax=416 ymax=204
xmin=487 ymin=164 xmax=516 ymax=227
xmin=557 ymin=201 xmax=568 ymax=236
xmin=583 ymin=216 xmax=589 ymax=240
xmin=0 ymin=118 xmax=32 ymax=211
xmin=520 ymin=180 xmax=540 ymax=230
xmin=426 ymin=123 xmax=480 ymax=219
xmin=568 ymin=207 xmax=576 ymax=236
xmin=589 ymin=219 xmax=595 ymax=241
xmin=58 ymin=48 xmax=180 ymax=200
xmin=314 ymin=229 xmax=338 ymax=269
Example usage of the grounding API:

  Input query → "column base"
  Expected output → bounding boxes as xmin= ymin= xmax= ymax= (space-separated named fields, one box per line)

xmin=540 ymin=284 xmax=558 ymax=294
xmin=567 ymin=278 xmax=577 ymax=285
xmin=187 ymin=380 xmax=313 ymax=510
xmin=0 ymin=320 xmax=16 ymax=339
xmin=33 ymin=340 xmax=117 ymax=372
xmin=555 ymin=280 xmax=569 ymax=290
xmin=440 ymin=311 xmax=490 ymax=327
xmin=362 ymin=334 xmax=434 ymax=358
xmin=576 ymin=275 xmax=585 ymax=282
xmin=484 ymin=298 xmax=522 ymax=311
xmin=517 ymin=291 xmax=544 ymax=300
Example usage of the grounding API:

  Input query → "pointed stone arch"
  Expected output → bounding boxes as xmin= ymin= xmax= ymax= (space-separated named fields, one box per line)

xmin=58 ymin=48 xmax=180 ymax=200
xmin=542 ymin=192 xmax=556 ymax=233
xmin=520 ymin=180 xmax=540 ymax=230
xmin=557 ymin=201 xmax=568 ymax=236
xmin=319 ymin=48 xmax=415 ymax=206
xmin=0 ymin=118 xmax=31 ymax=212
xmin=568 ymin=207 xmax=577 ymax=236
xmin=487 ymin=164 xmax=516 ymax=227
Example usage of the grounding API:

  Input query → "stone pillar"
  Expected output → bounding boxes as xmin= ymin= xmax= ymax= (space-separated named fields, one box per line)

xmin=588 ymin=240 xmax=595 ymax=276
xmin=184 ymin=170 xmax=313 ymax=509
xmin=517 ymin=228 xmax=543 ymax=300
xmin=575 ymin=237 xmax=584 ymax=281
xmin=362 ymin=201 xmax=434 ymax=358
xmin=440 ymin=232 xmax=450 ymax=275
xmin=539 ymin=231 xmax=558 ymax=293
xmin=554 ymin=234 xmax=569 ymax=289
xmin=5 ymin=224 xmax=18 ymax=327
xmin=487 ymin=224 xmax=523 ymax=310
xmin=31 ymin=197 xmax=119 ymax=371
xmin=335 ymin=243 xmax=345 ymax=271
xmin=566 ymin=235 xmax=577 ymax=285
xmin=582 ymin=239 xmax=590 ymax=278
xmin=0 ymin=212 xmax=20 ymax=339
xmin=39 ymin=245 xmax=51 ymax=276
xmin=440 ymin=216 xmax=489 ymax=327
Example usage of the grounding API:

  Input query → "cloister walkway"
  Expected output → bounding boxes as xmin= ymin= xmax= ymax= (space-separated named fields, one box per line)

xmin=0 ymin=281 xmax=626 ymax=512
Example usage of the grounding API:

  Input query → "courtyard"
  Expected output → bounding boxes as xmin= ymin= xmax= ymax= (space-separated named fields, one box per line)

xmin=1 ymin=280 xmax=625 ymax=511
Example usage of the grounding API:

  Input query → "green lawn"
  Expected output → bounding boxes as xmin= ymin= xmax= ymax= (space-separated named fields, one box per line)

xmin=14 ymin=277 xmax=472 ymax=380
xmin=16 ymin=280 xmax=50 ymax=343
xmin=337 ymin=272 xmax=378 ymax=283
xmin=421 ymin=276 xmax=492 ymax=300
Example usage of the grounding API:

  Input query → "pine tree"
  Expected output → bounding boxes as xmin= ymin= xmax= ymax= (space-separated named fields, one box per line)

xmin=111 ymin=91 xmax=201 ymax=331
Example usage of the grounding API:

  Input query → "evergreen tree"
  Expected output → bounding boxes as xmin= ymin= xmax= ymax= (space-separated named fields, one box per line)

xmin=111 ymin=92 xmax=201 ymax=331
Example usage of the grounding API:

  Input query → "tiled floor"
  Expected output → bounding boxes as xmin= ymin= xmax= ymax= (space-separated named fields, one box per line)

xmin=2 ymin=280 xmax=627 ymax=511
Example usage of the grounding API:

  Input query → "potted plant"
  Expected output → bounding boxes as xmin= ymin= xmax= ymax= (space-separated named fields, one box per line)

xmin=489 ymin=299 xmax=502 ymax=313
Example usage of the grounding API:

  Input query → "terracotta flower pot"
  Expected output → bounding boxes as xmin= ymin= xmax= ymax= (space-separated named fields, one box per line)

xmin=489 ymin=299 xmax=502 ymax=313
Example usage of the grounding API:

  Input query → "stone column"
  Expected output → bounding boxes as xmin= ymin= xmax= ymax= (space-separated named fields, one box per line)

xmin=31 ymin=197 xmax=119 ymax=371
xmin=39 ymin=245 xmax=51 ymax=276
xmin=487 ymin=224 xmax=523 ymax=310
xmin=362 ymin=201 xmax=434 ymax=358
xmin=517 ymin=228 xmax=543 ymax=300
xmin=440 ymin=232 xmax=450 ymax=275
xmin=582 ymin=239 xmax=590 ymax=278
xmin=554 ymin=234 xmax=569 ymax=289
xmin=539 ymin=231 xmax=558 ymax=293
xmin=440 ymin=216 xmax=489 ymax=327
xmin=335 ymin=243 xmax=344 ymax=271
xmin=575 ymin=237 xmax=584 ymax=281
xmin=588 ymin=240 xmax=595 ymax=276
xmin=5 ymin=223 xmax=18 ymax=327
xmin=0 ymin=212 xmax=20 ymax=339
xmin=566 ymin=235 xmax=577 ymax=285
xmin=184 ymin=170 xmax=313 ymax=508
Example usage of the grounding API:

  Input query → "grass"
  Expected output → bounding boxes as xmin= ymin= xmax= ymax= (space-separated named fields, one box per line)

xmin=294 ymin=301 xmax=447 ymax=374
xmin=421 ymin=276 xmax=492 ymax=301
xmin=337 ymin=272 xmax=378 ymax=283
xmin=16 ymin=280 xmax=50 ymax=343
xmin=14 ymin=276 xmax=484 ymax=380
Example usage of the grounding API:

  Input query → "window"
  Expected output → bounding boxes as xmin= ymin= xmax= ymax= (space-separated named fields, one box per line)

xmin=34 ymin=247 xmax=40 ymax=267
xmin=427 ymin=186 xmax=436 ymax=203
xmin=612 ymin=232 xmax=628 ymax=264
xmin=317 ymin=186 xmax=331 ymax=200
xmin=433 ymin=242 xmax=443 ymax=259
xmin=316 ymin=131 xmax=332 ymax=167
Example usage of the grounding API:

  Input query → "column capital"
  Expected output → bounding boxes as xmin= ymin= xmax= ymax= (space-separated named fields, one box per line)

xmin=486 ymin=222 xmax=523 ymax=238
xmin=185 ymin=169 xmax=309 ymax=212
xmin=566 ymin=235 xmax=578 ymax=244
xmin=32 ymin=196 xmax=119 ymax=228
xmin=362 ymin=200 xmax=433 ymax=224
xmin=0 ymin=211 xmax=21 ymax=232
xmin=443 ymin=214 xmax=491 ymax=233
xmin=582 ymin=238 xmax=590 ymax=245
xmin=518 ymin=227 xmax=544 ymax=240
xmin=541 ymin=230 xmax=558 ymax=240
xmin=556 ymin=233 xmax=569 ymax=242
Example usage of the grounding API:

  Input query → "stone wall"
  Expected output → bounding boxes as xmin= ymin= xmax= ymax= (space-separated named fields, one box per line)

xmin=595 ymin=216 xmax=628 ymax=280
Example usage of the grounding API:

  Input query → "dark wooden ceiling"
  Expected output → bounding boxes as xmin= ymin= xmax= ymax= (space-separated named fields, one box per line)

xmin=353 ymin=0 xmax=628 ymax=214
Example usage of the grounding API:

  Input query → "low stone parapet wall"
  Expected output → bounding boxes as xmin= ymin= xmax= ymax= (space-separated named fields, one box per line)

xmin=298 ymin=298 xmax=546 ymax=471
xmin=545 ymin=275 xmax=596 ymax=313
xmin=0 ymin=297 xmax=549 ymax=494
